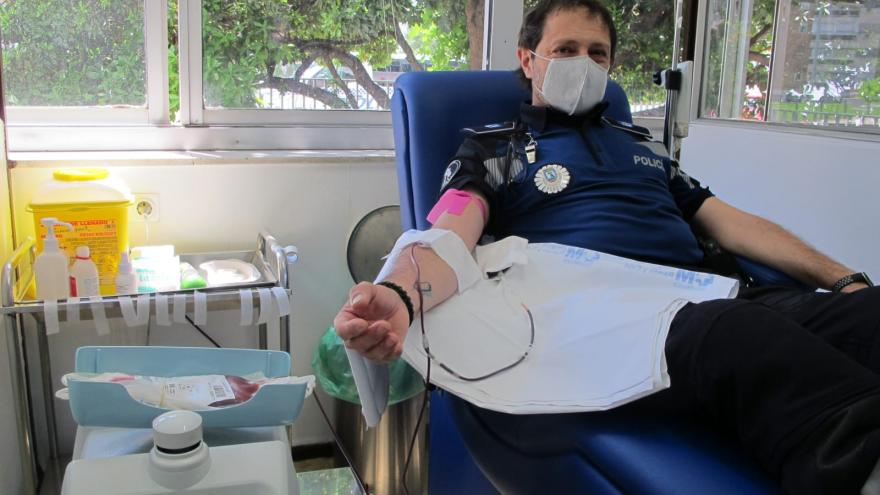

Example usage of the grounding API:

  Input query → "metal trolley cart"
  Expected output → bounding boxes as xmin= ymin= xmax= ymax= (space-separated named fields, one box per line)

xmin=2 ymin=232 xmax=298 ymax=495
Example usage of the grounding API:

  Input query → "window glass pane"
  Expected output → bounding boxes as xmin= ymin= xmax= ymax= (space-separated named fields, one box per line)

xmin=524 ymin=0 xmax=672 ymax=117
xmin=200 ymin=0 xmax=485 ymax=111
xmin=168 ymin=1 xmax=181 ymax=120
xmin=768 ymin=0 xmax=880 ymax=127
xmin=0 ymin=0 xmax=146 ymax=109
xmin=701 ymin=0 xmax=880 ymax=129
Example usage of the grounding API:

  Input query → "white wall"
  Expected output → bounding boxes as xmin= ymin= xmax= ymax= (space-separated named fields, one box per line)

xmin=680 ymin=122 xmax=880 ymax=278
xmin=2 ymin=156 xmax=399 ymax=465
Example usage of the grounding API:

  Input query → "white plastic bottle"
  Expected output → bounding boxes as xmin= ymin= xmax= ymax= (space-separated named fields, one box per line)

xmin=115 ymin=252 xmax=138 ymax=295
xmin=70 ymin=246 xmax=100 ymax=297
xmin=34 ymin=217 xmax=74 ymax=300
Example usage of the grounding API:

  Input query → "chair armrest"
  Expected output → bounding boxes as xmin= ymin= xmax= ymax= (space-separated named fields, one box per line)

xmin=735 ymin=256 xmax=813 ymax=290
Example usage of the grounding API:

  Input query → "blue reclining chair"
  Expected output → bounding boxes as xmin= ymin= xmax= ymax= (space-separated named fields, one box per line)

xmin=391 ymin=70 xmax=785 ymax=494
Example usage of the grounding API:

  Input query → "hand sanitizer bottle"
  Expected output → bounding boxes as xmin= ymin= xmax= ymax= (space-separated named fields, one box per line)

xmin=115 ymin=252 xmax=138 ymax=295
xmin=70 ymin=246 xmax=100 ymax=297
xmin=34 ymin=217 xmax=74 ymax=300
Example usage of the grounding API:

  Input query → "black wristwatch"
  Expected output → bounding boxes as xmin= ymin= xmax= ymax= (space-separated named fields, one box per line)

xmin=831 ymin=272 xmax=874 ymax=292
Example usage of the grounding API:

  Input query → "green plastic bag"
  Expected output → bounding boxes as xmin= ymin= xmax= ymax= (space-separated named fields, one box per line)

xmin=312 ymin=326 xmax=424 ymax=405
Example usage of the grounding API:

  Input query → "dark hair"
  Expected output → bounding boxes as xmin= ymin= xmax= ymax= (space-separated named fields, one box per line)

xmin=515 ymin=0 xmax=618 ymax=88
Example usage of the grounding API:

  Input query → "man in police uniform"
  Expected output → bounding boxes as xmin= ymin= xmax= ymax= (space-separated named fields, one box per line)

xmin=335 ymin=1 xmax=880 ymax=493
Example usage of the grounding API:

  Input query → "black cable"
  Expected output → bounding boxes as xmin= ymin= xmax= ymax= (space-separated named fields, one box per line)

xmin=312 ymin=392 xmax=370 ymax=495
xmin=184 ymin=315 xmax=222 ymax=348
xmin=402 ymin=244 xmax=431 ymax=495
xmin=402 ymin=361 xmax=430 ymax=495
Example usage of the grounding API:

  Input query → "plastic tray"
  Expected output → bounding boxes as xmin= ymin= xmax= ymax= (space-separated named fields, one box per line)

xmin=67 ymin=346 xmax=309 ymax=428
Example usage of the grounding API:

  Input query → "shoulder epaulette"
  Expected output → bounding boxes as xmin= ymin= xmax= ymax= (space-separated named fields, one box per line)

xmin=602 ymin=116 xmax=653 ymax=140
xmin=462 ymin=121 xmax=519 ymax=136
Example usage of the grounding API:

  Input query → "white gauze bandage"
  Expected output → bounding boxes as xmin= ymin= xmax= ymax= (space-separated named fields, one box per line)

xmin=374 ymin=229 xmax=482 ymax=292
xmin=348 ymin=228 xmax=482 ymax=428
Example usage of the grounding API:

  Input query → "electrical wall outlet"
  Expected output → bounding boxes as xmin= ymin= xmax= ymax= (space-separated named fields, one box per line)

xmin=133 ymin=193 xmax=160 ymax=222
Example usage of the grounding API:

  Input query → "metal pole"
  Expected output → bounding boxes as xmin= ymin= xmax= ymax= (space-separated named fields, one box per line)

xmin=5 ymin=312 xmax=38 ymax=494
xmin=3 ymin=243 xmax=39 ymax=495
xmin=32 ymin=312 xmax=60 ymax=459
xmin=281 ymin=246 xmax=297 ymax=355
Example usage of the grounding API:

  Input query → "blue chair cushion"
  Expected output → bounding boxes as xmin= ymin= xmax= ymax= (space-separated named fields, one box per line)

xmin=448 ymin=392 xmax=780 ymax=495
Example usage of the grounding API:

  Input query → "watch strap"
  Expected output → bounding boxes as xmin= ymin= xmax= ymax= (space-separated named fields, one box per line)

xmin=831 ymin=272 xmax=873 ymax=292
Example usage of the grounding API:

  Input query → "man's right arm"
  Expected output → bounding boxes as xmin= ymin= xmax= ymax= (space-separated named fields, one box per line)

xmin=333 ymin=187 xmax=489 ymax=362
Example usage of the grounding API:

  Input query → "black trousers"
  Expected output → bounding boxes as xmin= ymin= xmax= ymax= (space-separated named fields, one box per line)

xmin=648 ymin=285 xmax=880 ymax=494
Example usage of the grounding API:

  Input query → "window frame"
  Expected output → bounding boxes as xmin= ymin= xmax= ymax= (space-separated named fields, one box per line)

xmin=4 ymin=1 xmax=683 ymax=152
xmin=3 ymin=0 xmax=162 ymax=126
xmin=4 ymin=0 xmax=507 ymax=153
xmin=179 ymin=0 xmax=391 ymax=127
xmin=690 ymin=0 xmax=880 ymax=140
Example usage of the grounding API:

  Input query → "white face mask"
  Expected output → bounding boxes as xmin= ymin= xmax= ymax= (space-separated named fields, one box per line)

xmin=531 ymin=51 xmax=609 ymax=116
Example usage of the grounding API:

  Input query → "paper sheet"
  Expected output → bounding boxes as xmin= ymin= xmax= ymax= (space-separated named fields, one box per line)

xmin=88 ymin=297 xmax=110 ymax=336
xmin=172 ymin=294 xmax=187 ymax=323
xmin=239 ymin=289 xmax=254 ymax=325
xmin=271 ymin=287 xmax=291 ymax=317
xmin=256 ymin=288 xmax=272 ymax=324
xmin=193 ymin=291 xmax=207 ymax=326
xmin=44 ymin=300 xmax=60 ymax=335
xmin=119 ymin=295 xmax=151 ymax=327
xmin=156 ymin=294 xmax=171 ymax=326
xmin=67 ymin=297 xmax=81 ymax=324
xmin=400 ymin=241 xmax=738 ymax=414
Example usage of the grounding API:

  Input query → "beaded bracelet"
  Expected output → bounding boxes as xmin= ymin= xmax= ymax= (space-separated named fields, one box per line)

xmin=377 ymin=280 xmax=414 ymax=326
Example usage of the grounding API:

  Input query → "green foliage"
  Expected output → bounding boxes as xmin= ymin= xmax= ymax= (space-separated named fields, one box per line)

xmin=201 ymin=0 xmax=288 ymax=108
xmin=408 ymin=6 xmax=469 ymax=71
xmin=858 ymin=77 xmax=880 ymax=105
xmin=197 ymin=0 xmax=477 ymax=110
xmin=1 ymin=0 xmax=146 ymax=106
xmin=607 ymin=1 xmax=673 ymax=72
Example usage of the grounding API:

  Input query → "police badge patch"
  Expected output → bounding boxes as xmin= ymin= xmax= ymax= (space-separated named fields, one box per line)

xmin=441 ymin=160 xmax=461 ymax=188
xmin=534 ymin=164 xmax=570 ymax=194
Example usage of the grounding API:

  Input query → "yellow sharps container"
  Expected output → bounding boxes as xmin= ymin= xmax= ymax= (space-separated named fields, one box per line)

xmin=28 ymin=168 xmax=133 ymax=296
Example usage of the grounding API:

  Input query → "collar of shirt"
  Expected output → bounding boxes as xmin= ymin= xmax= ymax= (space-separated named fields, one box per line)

xmin=519 ymin=101 xmax=610 ymax=132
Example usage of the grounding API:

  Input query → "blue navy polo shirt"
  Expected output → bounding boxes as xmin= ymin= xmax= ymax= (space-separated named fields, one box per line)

xmin=440 ymin=102 xmax=714 ymax=267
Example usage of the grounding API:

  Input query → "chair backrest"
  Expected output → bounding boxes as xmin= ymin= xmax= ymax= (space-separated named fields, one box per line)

xmin=391 ymin=70 xmax=632 ymax=230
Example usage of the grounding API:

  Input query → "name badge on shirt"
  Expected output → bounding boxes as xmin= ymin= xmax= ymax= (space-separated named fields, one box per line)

xmin=534 ymin=164 xmax=570 ymax=194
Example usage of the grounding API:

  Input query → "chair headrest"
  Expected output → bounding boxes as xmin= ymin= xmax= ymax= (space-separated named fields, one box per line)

xmin=393 ymin=70 xmax=633 ymax=124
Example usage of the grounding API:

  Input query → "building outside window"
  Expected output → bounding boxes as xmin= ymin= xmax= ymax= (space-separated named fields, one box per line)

xmin=700 ymin=0 xmax=880 ymax=131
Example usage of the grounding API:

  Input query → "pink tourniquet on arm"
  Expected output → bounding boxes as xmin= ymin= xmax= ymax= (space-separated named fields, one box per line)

xmin=427 ymin=188 xmax=488 ymax=224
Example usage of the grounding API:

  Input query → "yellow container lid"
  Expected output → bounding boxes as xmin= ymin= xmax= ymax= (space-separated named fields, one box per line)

xmin=53 ymin=168 xmax=110 ymax=182
xmin=28 ymin=167 xmax=133 ymax=208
